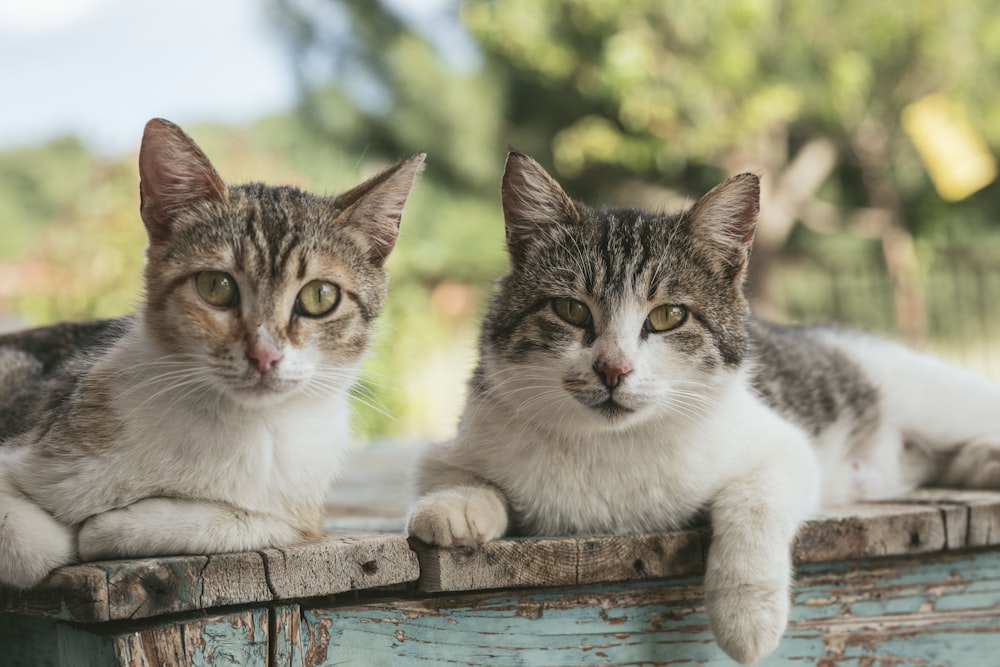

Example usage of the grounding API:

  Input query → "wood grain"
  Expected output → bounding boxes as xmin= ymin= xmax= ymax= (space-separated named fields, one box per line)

xmin=296 ymin=551 xmax=1000 ymax=666
xmin=0 ymin=532 xmax=418 ymax=622
xmin=412 ymin=529 xmax=705 ymax=593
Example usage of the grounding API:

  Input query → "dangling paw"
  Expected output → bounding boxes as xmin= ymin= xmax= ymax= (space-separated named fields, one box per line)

xmin=407 ymin=486 xmax=508 ymax=547
xmin=705 ymin=578 xmax=789 ymax=664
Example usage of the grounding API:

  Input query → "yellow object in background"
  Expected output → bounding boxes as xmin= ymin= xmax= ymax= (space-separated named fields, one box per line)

xmin=902 ymin=93 xmax=997 ymax=202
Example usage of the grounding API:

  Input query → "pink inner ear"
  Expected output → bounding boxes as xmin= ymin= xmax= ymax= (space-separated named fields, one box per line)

xmin=138 ymin=118 xmax=227 ymax=244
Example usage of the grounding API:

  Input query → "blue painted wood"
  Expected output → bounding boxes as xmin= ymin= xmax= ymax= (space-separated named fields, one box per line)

xmin=294 ymin=551 xmax=1000 ymax=666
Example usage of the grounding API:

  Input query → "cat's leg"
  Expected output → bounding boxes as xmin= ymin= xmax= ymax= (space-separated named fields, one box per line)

xmin=704 ymin=417 xmax=819 ymax=665
xmin=0 ymin=466 xmax=76 ymax=588
xmin=854 ymin=339 xmax=1000 ymax=489
xmin=77 ymin=497 xmax=307 ymax=560
xmin=406 ymin=443 xmax=509 ymax=547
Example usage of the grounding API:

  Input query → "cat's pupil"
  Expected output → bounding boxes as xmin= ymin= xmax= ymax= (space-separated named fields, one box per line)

xmin=296 ymin=280 xmax=340 ymax=318
xmin=195 ymin=271 xmax=239 ymax=308
xmin=647 ymin=305 xmax=687 ymax=333
xmin=553 ymin=298 xmax=591 ymax=327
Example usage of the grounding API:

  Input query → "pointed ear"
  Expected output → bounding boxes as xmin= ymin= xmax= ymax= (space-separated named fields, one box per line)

xmin=138 ymin=118 xmax=228 ymax=245
xmin=333 ymin=153 xmax=425 ymax=265
xmin=684 ymin=173 xmax=760 ymax=279
xmin=501 ymin=151 xmax=580 ymax=261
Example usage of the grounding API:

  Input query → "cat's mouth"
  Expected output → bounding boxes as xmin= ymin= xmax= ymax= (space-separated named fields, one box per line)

xmin=232 ymin=374 xmax=295 ymax=401
xmin=592 ymin=398 xmax=635 ymax=420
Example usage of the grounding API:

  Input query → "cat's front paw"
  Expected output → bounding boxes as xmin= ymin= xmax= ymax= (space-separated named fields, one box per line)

xmin=0 ymin=511 xmax=75 ymax=589
xmin=705 ymin=579 xmax=789 ymax=665
xmin=407 ymin=486 xmax=508 ymax=547
xmin=78 ymin=509 xmax=130 ymax=561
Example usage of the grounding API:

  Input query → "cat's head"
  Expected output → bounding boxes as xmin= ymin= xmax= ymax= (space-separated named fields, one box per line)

xmin=476 ymin=152 xmax=758 ymax=434
xmin=137 ymin=118 xmax=424 ymax=408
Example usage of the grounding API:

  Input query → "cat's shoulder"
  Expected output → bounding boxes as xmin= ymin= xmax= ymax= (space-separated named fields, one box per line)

xmin=0 ymin=318 xmax=131 ymax=375
xmin=0 ymin=317 xmax=132 ymax=442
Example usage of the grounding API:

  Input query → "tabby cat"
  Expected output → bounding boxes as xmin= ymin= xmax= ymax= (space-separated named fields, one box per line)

xmin=408 ymin=152 xmax=1000 ymax=664
xmin=0 ymin=118 xmax=424 ymax=589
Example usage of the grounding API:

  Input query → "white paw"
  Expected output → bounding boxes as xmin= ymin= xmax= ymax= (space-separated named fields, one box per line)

xmin=407 ymin=486 xmax=508 ymax=547
xmin=0 ymin=506 xmax=76 ymax=589
xmin=945 ymin=441 xmax=1000 ymax=488
xmin=705 ymin=579 xmax=789 ymax=664
xmin=78 ymin=509 xmax=129 ymax=561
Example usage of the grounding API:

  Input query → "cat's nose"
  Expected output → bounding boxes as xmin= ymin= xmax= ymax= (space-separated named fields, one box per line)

xmin=593 ymin=359 xmax=633 ymax=389
xmin=247 ymin=342 xmax=284 ymax=375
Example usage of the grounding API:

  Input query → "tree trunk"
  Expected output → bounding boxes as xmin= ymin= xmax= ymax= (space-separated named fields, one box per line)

xmin=851 ymin=119 xmax=926 ymax=346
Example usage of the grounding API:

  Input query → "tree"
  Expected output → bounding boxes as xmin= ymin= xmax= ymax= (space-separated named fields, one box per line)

xmin=271 ymin=0 xmax=1000 ymax=343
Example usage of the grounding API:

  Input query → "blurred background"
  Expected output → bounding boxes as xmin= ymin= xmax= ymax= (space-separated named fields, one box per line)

xmin=3 ymin=0 xmax=1000 ymax=440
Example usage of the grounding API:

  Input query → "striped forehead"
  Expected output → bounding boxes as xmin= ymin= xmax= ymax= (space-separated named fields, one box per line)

xmin=232 ymin=200 xmax=308 ymax=285
xmin=566 ymin=208 xmax=668 ymax=305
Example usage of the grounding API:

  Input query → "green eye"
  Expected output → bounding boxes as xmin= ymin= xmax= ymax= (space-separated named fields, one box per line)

xmin=647 ymin=304 xmax=687 ymax=332
xmin=195 ymin=271 xmax=239 ymax=308
xmin=552 ymin=298 xmax=592 ymax=327
xmin=296 ymin=280 xmax=341 ymax=317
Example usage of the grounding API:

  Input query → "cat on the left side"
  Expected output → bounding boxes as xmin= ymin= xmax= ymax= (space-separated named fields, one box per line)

xmin=0 ymin=118 xmax=425 ymax=589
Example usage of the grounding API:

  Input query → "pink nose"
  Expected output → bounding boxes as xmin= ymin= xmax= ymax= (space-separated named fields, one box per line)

xmin=247 ymin=342 xmax=284 ymax=374
xmin=593 ymin=359 xmax=633 ymax=389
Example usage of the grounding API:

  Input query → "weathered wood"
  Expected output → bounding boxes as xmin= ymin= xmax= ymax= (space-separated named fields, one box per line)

xmin=295 ymin=550 xmax=1000 ymax=666
xmin=260 ymin=531 xmax=419 ymax=599
xmin=0 ymin=564 xmax=110 ymax=622
xmin=412 ymin=498 xmax=975 ymax=592
xmin=413 ymin=529 xmax=705 ymax=593
xmin=271 ymin=605 xmax=304 ymax=667
xmin=106 ymin=610 xmax=269 ymax=667
xmin=795 ymin=502 xmax=948 ymax=564
xmin=0 ymin=532 xmax=418 ymax=622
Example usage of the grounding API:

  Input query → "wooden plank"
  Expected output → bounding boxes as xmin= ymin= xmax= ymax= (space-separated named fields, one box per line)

xmin=181 ymin=610 xmax=269 ymax=667
xmin=104 ymin=555 xmax=208 ymax=621
xmin=260 ymin=531 xmax=419 ymax=599
xmin=200 ymin=552 xmax=272 ymax=609
xmin=271 ymin=605 xmax=304 ymax=667
xmin=795 ymin=503 xmax=947 ymax=564
xmin=108 ymin=609 xmax=268 ymax=667
xmin=414 ymin=500 xmax=961 ymax=592
xmin=296 ymin=550 xmax=1000 ymax=666
xmin=414 ymin=529 xmax=705 ymax=593
xmin=1 ymin=533 xmax=418 ymax=622
xmin=113 ymin=623 xmax=187 ymax=667
xmin=0 ymin=564 xmax=110 ymax=622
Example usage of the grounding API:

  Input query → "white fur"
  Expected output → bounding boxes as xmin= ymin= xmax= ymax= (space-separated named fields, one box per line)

xmin=817 ymin=330 xmax=1000 ymax=495
xmin=0 ymin=320 xmax=354 ymax=588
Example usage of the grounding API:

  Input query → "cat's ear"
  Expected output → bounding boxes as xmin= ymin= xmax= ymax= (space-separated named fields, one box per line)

xmin=333 ymin=153 xmax=426 ymax=266
xmin=502 ymin=151 xmax=580 ymax=260
xmin=138 ymin=118 xmax=228 ymax=245
xmin=684 ymin=173 xmax=760 ymax=279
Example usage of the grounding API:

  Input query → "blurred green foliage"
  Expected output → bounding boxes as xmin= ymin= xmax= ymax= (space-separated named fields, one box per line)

xmin=5 ymin=0 xmax=1000 ymax=437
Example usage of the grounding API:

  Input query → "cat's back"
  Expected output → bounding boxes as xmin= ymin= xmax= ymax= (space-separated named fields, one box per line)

xmin=0 ymin=318 xmax=128 ymax=442
xmin=748 ymin=318 xmax=881 ymax=440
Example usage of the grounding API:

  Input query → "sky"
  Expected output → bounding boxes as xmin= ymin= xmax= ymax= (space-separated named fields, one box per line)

xmin=0 ymin=0 xmax=299 ymax=155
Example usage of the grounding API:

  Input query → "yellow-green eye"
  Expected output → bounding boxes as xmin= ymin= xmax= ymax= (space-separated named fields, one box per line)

xmin=647 ymin=304 xmax=687 ymax=332
xmin=296 ymin=280 xmax=341 ymax=317
xmin=195 ymin=271 xmax=239 ymax=308
xmin=552 ymin=298 xmax=592 ymax=327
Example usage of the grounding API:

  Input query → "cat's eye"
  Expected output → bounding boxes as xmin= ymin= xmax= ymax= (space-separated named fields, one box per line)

xmin=296 ymin=280 xmax=341 ymax=317
xmin=552 ymin=298 xmax=592 ymax=327
xmin=647 ymin=304 xmax=687 ymax=332
xmin=195 ymin=271 xmax=239 ymax=308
